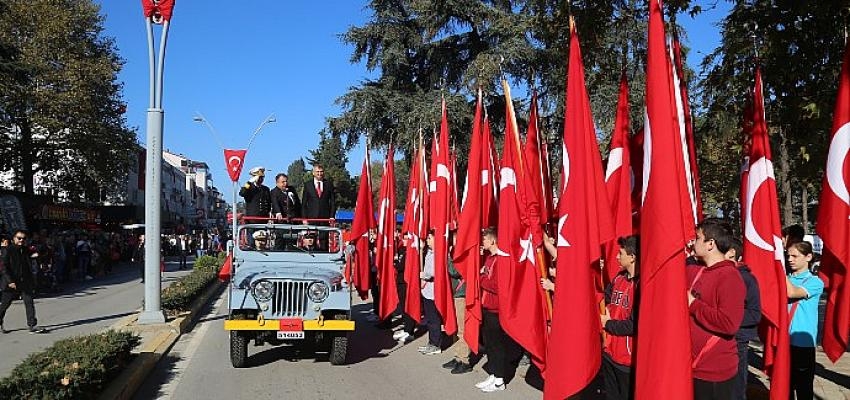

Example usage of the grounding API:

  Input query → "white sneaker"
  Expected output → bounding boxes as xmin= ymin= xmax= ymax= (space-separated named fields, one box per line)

xmin=475 ymin=375 xmax=496 ymax=389
xmin=480 ymin=379 xmax=505 ymax=393
xmin=394 ymin=331 xmax=411 ymax=342
xmin=392 ymin=330 xmax=407 ymax=340
xmin=421 ymin=345 xmax=441 ymax=355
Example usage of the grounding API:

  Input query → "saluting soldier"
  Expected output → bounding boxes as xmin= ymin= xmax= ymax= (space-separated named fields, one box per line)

xmin=239 ymin=166 xmax=272 ymax=220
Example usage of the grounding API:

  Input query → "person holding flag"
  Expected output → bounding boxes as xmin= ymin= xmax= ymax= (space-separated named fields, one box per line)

xmin=600 ymin=235 xmax=640 ymax=400
xmin=687 ymin=218 xmax=745 ymax=400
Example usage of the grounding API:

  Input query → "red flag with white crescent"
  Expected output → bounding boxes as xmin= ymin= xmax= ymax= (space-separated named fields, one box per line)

xmin=402 ymin=142 xmax=427 ymax=323
xmin=670 ymin=34 xmax=703 ymax=226
xmin=742 ymin=67 xmax=790 ymax=400
xmin=818 ymin=41 xmax=850 ymax=363
xmin=603 ymin=72 xmax=633 ymax=283
xmin=545 ymin=22 xmax=615 ymax=400
xmin=431 ymin=99 xmax=458 ymax=335
xmin=496 ymin=81 xmax=548 ymax=371
xmin=376 ymin=147 xmax=398 ymax=320
xmin=223 ymin=149 xmax=247 ymax=182
xmin=634 ymin=2 xmax=694 ymax=398
xmin=351 ymin=156 xmax=375 ymax=300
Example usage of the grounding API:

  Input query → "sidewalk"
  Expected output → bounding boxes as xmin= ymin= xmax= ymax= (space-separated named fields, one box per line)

xmin=747 ymin=343 xmax=850 ymax=399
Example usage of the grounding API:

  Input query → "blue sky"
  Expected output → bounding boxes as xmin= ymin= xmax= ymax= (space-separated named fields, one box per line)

xmin=97 ymin=1 xmax=728 ymax=187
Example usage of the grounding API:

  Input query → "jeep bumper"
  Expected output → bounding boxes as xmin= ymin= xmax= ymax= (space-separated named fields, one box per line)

xmin=224 ymin=318 xmax=355 ymax=331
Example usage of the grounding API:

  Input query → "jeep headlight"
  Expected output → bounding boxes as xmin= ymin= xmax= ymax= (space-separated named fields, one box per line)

xmin=252 ymin=280 xmax=274 ymax=301
xmin=307 ymin=281 xmax=329 ymax=303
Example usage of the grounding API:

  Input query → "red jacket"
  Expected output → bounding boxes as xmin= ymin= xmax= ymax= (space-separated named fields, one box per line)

xmin=687 ymin=260 xmax=745 ymax=382
xmin=603 ymin=271 xmax=638 ymax=367
xmin=480 ymin=254 xmax=499 ymax=312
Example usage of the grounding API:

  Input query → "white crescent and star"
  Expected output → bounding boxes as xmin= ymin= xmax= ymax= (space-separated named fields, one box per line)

xmin=641 ymin=109 xmax=652 ymax=206
xmin=744 ymin=157 xmax=780 ymax=253
xmin=605 ymin=147 xmax=623 ymax=183
xmin=826 ymin=122 xmax=850 ymax=213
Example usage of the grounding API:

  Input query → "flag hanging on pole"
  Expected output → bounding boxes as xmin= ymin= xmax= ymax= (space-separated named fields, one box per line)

xmin=544 ymin=20 xmax=615 ymax=399
xmin=603 ymin=72 xmax=634 ymax=283
xmin=742 ymin=67 xmax=790 ymax=400
xmin=376 ymin=146 xmax=398 ymax=320
xmin=670 ymin=33 xmax=703 ymax=226
xmin=497 ymin=80 xmax=549 ymax=370
xmin=351 ymin=152 xmax=375 ymax=300
xmin=817 ymin=40 xmax=850 ymax=363
xmin=431 ymin=99 xmax=458 ymax=335
xmin=633 ymin=2 xmax=694 ymax=399
xmin=403 ymin=139 xmax=427 ymax=324
xmin=453 ymin=88 xmax=485 ymax=353
xmin=524 ymin=93 xmax=555 ymax=225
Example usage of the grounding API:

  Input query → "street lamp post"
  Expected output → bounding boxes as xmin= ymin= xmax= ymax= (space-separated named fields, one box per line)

xmin=139 ymin=0 xmax=176 ymax=325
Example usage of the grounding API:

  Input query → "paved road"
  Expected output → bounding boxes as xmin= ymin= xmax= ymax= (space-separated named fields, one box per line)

xmin=136 ymin=292 xmax=546 ymax=400
xmin=0 ymin=259 xmax=192 ymax=378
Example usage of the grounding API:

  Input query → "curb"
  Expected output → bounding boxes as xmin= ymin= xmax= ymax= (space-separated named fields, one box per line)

xmin=98 ymin=278 xmax=224 ymax=400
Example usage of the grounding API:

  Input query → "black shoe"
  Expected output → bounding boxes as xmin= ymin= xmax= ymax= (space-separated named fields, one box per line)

xmin=0 ymin=324 xmax=6 ymax=334
xmin=28 ymin=326 xmax=48 ymax=334
xmin=442 ymin=359 xmax=459 ymax=370
xmin=450 ymin=362 xmax=472 ymax=374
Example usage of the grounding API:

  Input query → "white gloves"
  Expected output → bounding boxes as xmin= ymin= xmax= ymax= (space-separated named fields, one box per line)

xmin=248 ymin=175 xmax=260 ymax=184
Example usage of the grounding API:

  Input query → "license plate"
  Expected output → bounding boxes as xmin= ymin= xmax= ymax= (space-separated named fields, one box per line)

xmin=277 ymin=331 xmax=305 ymax=340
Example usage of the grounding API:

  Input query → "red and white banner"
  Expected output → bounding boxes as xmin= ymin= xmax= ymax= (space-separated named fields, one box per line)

xmin=603 ymin=72 xmax=634 ymax=283
xmin=818 ymin=41 xmax=850 ymax=363
xmin=634 ymin=1 xmax=694 ymax=399
xmin=223 ymin=149 xmax=247 ymax=182
xmin=430 ymin=99 xmax=458 ymax=335
xmin=545 ymin=21 xmax=615 ymax=400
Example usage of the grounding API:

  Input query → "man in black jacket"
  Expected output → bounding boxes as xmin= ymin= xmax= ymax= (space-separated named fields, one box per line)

xmin=727 ymin=238 xmax=761 ymax=400
xmin=0 ymin=230 xmax=48 ymax=334
xmin=270 ymin=173 xmax=301 ymax=220
xmin=239 ymin=166 xmax=271 ymax=220
xmin=301 ymin=164 xmax=335 ymax=223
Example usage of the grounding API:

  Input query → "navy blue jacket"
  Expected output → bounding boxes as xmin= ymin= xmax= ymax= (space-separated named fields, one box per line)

xmin=736 ymin=264 xmax=762 ymax=342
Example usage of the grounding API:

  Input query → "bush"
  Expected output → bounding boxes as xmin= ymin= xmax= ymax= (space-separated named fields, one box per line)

xmin=0 ymin=330 xmax=140 ymax=399
xmin=193 ymin=254 xmax=220 ymax=269
xmin=161 ymin=263 xmax=221 ymax=315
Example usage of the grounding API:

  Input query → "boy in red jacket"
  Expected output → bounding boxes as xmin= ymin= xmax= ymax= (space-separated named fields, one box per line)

xmin=687 ymin=218 xmax=746 ymax=400
xmin=601 ymin=235 xmax=640 ymax=400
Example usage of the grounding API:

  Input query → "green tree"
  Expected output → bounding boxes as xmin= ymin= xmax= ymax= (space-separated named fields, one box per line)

xmin=697 ymin=1 xmax=846 ymax=228
xmin=307 ymin=133 xmax=355 ymax=209
xmin=0 ymin=0 xmax=136 ymax=200
xmin=286 ymin=157 xmax=306 ymax=196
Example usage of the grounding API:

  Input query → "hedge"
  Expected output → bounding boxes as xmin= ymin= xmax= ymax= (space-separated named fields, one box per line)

xmin=160 ymin=253 xmax=224 ymax=315
xmin=0 ymin=330 xmax=140 ymax=399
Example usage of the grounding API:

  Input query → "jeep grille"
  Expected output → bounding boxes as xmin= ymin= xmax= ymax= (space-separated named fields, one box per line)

xmin=271 ymin=280 xmax=309 ymax=317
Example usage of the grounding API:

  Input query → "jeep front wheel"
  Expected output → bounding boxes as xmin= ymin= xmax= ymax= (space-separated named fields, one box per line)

xmin=329 ymin=334 xmax=348 ymax=365
xmin=230 ymin=331 xmax=249 ymax=368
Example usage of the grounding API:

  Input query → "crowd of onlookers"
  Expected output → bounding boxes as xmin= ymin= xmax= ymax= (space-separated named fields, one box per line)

xmin=0 ymin=228 xmax=225 ymax=294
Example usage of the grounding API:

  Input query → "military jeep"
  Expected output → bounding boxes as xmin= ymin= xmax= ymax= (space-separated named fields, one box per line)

xmin=223 ymin=222 xmax=354 ymax=367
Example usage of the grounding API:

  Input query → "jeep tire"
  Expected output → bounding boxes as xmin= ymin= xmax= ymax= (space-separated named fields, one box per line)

xmin=230 ymin=331 xmax=249 ymax=368
xmin=329 ymin=333 xmax=348 ymax=365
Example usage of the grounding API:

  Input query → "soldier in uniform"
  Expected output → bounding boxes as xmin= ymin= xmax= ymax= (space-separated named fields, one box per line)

xmin=239 ymin=166 xmax=272 ymax=220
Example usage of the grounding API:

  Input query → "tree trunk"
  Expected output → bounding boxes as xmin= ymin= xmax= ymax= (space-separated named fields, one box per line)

xmin=20 ymin=118 xmax=34 ymax=196
xmin=801 ymin=184 xmax=808 ymax=233
xmin=777 ymin=128 xmax=794 ymax=225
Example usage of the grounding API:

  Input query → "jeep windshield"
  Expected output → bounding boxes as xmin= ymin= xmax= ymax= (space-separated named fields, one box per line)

xmin=237 ymin=225 xmax=341 ymax=254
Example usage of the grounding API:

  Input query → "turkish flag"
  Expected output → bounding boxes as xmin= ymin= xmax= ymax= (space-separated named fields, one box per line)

xmin=376 ymin=147 xmax=398 ymax=320
xmin=633 ymin=2 xmax=694 ymax=399
xmin=217 ymin=253 xmax=233 ymax=282
xmin=449 ymin=150 xmax=460 ymax=232
xmin=524 ymin=93 xmax=555 ymax=225
xmin=544 ymin=22 xmax=615 ymax=399
xmin=351 ymin=157 xmax=375 ymax=300
xmin=818 ymin=41 xmax=850 ymax=363
xmin=453 ymin=89 xmax=486 ymax=353
xmin=482 ymin=116 xmax=499 ymax=226
xmin=742 ymin=68 xmax=791 ymax=400
xmin=223 ymin=149 xmax=247 ymax=182
xmin=141 ymin=0 xmax=175 ymax=22
xmin=603 ymin=72 xmax=634 ymax=284
xmin=496 ymin=80 xmax=548 ymax=370
xmin=430 ymin=100 xmax=458 ymax=335
xmin=402 ymin=142 xmax=427 ymax=324
xmin=670 ymin=34 xmax=703 ymax=226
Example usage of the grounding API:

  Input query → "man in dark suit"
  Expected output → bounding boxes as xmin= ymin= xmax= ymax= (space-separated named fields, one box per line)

xmin=301 ymin=164 xmax=336 ymax=223
xmin=270 ymin=173 xmax=301 ymax=220
xmin=0 ymin=230 xmax=48 ymax=334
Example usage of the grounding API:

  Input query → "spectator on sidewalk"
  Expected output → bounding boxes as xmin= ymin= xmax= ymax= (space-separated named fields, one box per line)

xmin=75 ymin=234 xmax=92 ymax=280
xmin=0 ymin=230 xmax=48 ymax=334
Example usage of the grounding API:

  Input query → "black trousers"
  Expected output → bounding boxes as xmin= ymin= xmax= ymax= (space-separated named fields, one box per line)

xmin=422 ymin=298 xmax=442 ymax=347
xmin=602 ymin=353 xmax=633 ymax=400
xmin=370 ymin=270 xmax=380 ymax=317
xmin=395 ymin=282 xmax=415 ymax=334
xmin=694 ymin=377 xmax=735 ymax=400
xmin=733 ymin=340 xmax=750 ymax=400
xmin=0 ymin=290 xmax=37 ymax=328
xmin=482 ymin=310 xmax=521 ymax=379
xmin=790 ymin=345 xmax=815 ymax=400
